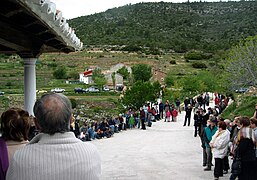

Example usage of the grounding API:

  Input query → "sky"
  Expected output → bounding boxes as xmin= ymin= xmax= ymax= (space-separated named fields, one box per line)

xmin=51 ymin=0 xmax=224 ymax=19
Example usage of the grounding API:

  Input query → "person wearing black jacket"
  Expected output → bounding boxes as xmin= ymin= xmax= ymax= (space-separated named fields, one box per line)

xmin=184 ymin=104 xmax=193 ymax=126
xmin=194 ymin=111 xmax=202 ymax=137
xmin=99 ymin=119 xmax=111 ymax=138
xmin=140 ymin=107 xmax=146 ymax=130
xmin=230 ymin=117 xmax=256 ymax=180
xmin=159 ymin=101 xmax=164 ymax=119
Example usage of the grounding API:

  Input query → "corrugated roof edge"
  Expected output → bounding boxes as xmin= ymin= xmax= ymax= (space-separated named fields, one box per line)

xmin=24 ymin=0 xmax=83 ymax=51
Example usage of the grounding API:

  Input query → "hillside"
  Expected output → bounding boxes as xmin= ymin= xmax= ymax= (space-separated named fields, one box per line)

xmin=69 ymin=1 xmax=257 ymax=53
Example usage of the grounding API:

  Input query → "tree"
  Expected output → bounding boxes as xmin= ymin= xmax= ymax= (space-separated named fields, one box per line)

xmin=53 ymin=67 xmax=67 ymax=79
xmin=183 ymin=76 xmax=207 ymax=93
xmin=132 ymin=64 xmax=152 ymax=82
xmin=170 ymin=80 xmax=182 ymax=101
xmin=225 ymin=36 xmax=257 ymax=89
xmin=92 ymin=68 xmax=107 ymax=90
xmin=182 ymin=70 xmax=225 ymax=94
xmin=111 ymin=72 xmax=116 ymax=89
xmin=165 ymin=71 xmax=175 ymax=87
xmin=122 ymin=81 xmax=161 ymax=109
xmin=117 ymin=66 xmax=129 ymax=80
xmin=152 ymin=80 xmax=162 ymax=99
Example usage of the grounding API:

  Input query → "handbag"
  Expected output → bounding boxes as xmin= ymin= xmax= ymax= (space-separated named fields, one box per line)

xmin=231 ymin=147 xmax=241 ymax=176
xmin=231 ymin=157 xmax=241 ymax=175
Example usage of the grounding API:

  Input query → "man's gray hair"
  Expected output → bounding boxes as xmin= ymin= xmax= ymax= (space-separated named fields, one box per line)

xmin=33 ymin=93 xmax=72 ymax=135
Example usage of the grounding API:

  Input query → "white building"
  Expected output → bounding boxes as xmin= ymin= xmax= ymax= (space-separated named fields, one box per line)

xmin=79 ymin=69 xmax=93 ymax=84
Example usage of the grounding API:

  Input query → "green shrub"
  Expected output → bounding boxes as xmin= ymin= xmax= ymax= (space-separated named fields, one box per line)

xmin=170 ymin=60 xmax=176 ymax=64
xmin=192 ymin=62 xmax=207 ymax=69
xmin=6 ymin=82 xmax=12 ymax=86
xmin=47 ymin=62 xmax=57 ymax=68
xmin=69 ymin=98 xmax=77 ymax=109
xmin=53 ymin=67 xmax=67 ymax=79
xmin=177 ymin=73 xmax=186 ymax=76
xmin=121 ymin=45 xmax=142 ymax=52
xmin=208 ymin=62 xmax=216 ymax=67
xmin=184 ymin=51 xmax=212 ymax=60
xmin=185 ymin=51 xmax=204 ymax=60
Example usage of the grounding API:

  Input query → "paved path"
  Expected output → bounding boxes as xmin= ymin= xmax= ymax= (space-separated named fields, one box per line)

xmin=91 ymin=100 xmax=232 ymax=180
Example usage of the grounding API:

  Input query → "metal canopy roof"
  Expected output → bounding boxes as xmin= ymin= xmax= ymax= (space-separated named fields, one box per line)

xmin=0 ymin=0 xmax=83 ymax=58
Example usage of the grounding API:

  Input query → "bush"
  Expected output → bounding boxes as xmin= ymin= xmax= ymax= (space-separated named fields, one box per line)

xmin=121 ymin=45 xmax=142 ymax=52
xmin=192 ymin=62 xmax=207 ymax=69
xmin=47 ymin=62 xmax=57 ymax=68
xmin=184 ymin=51 xmax=212 ymax=60
xmin=177 ymin=73 xmax=186 ymax=76
xmin=208 ymin=62 xmax=216 ymax=67
xmin=69 ymin=98 xmax=77 ymax=109
xmin=170 ymin=60 xmax=176 ymax=64
xmin=53 ymin=67 xmax=67 ymax=79
xmin=6 ymin=82 xmax=12 ymax=86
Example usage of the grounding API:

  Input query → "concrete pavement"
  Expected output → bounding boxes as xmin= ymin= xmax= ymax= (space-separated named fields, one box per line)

xmin=91 ymin=103 xmax=232 ymax=180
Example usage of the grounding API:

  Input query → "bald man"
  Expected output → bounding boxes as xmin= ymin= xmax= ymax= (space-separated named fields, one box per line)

xmin=7 ymin=93 xmax=101 ymax=180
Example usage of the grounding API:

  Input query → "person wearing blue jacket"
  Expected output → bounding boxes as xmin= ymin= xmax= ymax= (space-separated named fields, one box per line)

xmin=203 ymin=119 xmax=218 ymax=171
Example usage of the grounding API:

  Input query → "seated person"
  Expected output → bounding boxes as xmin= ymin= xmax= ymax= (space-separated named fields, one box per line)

xmin=108 ymin=118 xmax=115 ymax=134
xmin=118 ymin=114 xmax=124 ymax=131
xmin=98 ymin=119 xmax=112 ymax=138
xmin=113 ymin=116 xmax=120 ymax=132
xmin=79 ymin=122 xmax=89 ymax=141
xmin=87 ymin=122 xmax=96 ymax=140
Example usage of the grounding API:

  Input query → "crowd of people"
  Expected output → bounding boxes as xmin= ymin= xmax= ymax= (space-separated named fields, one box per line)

xmin=0 ymin=92 xmax=256 ymax=180
xmin=71 ymin=102 xmax=164 ymax=141
xmin=192 ymin=93 xmax=257 ymax=180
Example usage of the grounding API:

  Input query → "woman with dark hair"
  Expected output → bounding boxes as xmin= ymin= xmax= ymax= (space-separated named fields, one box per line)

xmin=0 ymin=108 xmax=30 ymax=179
xmin=210 ymin=121 xmax=230 ymax=180
xmin=0 ymin=108 xmax=30 ymax=161
xmin=230 ymin=116 xmax=256 ymax=180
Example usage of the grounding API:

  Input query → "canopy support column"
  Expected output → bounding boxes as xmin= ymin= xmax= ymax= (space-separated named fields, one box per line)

xmin=24 ymin=58 xmax=37 ymax=116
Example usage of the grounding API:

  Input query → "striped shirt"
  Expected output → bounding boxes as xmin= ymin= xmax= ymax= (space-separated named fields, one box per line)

xmin=6 ymin=132 xmax=101 ymax=180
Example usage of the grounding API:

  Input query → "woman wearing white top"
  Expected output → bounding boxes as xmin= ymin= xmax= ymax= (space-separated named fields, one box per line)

xmin=210 ymin=121 xmax=230 ymax=180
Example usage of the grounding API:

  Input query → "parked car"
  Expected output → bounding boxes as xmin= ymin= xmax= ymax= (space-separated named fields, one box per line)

xmin=235 ymin=87 xmax=249 ymax=93
xmin=103 ymin=86 xmax=110 ymax=91
xmin=86 ymin=86 xmax=99 ymax=92
xmin=0 ymin=91 xmax=4 ymax=95
xmin=116 ymin=84 xmax=124 ymax=91
xmin=51 ymin=88 xmax=65 ymax=93
xmin=74 ymin=87 xmax=87 ymax=93
xmin=36 ymin=89 xmax=47 ymax=94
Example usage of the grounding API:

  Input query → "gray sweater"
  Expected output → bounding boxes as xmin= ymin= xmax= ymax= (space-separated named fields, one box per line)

xmin=6 ymin=132 xmax=101 ymax=180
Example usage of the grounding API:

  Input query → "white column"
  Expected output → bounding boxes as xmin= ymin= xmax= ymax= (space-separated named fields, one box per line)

xmin=24 ymin=58 xmax=37 ymax=116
